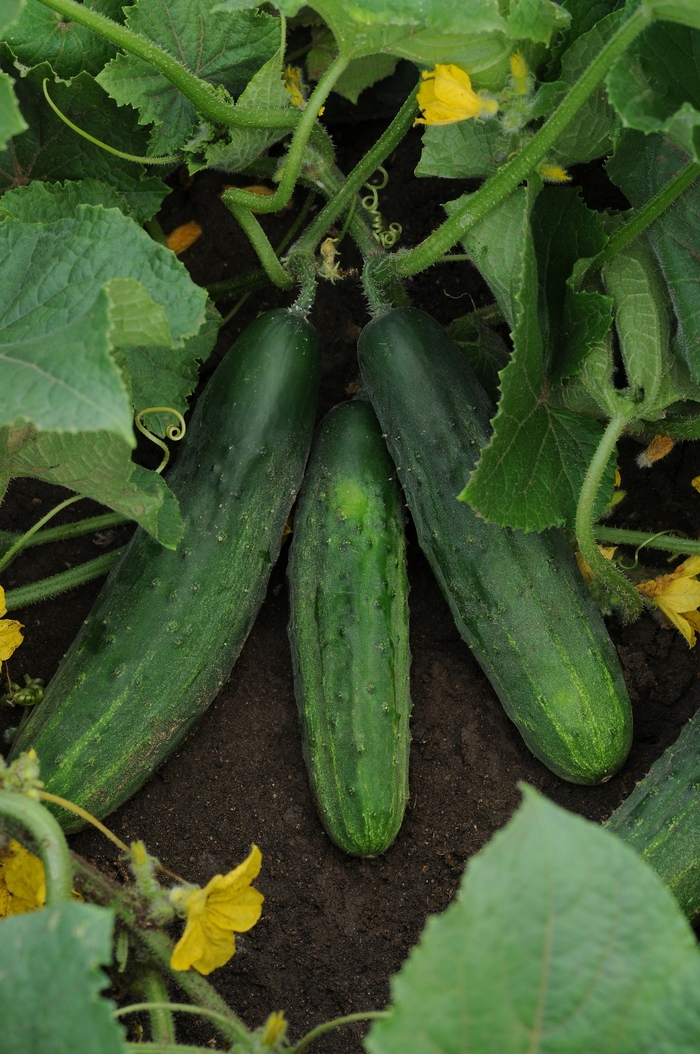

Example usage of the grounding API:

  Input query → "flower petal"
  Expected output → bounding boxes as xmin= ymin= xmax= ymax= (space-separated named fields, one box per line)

xmin=656 ymin=599 xmax=696 ymax=646
xmin=679 ymin=555 xmax=700 ymax=578
xmin=0 ymin=585 xmax=6 ymax=618
xmin=0 ymin=618 xmax=23 ymax=661
xmin=170 ymin=914 xmax=207 ymax=971
xmin=207 ymin=886 xmax=264 ymax=932
xmin=659 ymin=576 xmax=700 ymax=613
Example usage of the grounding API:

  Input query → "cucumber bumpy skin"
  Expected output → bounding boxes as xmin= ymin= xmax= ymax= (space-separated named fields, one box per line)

xmin=10 ymin=310 xmax=320 ymax=830
xmin=288 ymin=400 xmax=411 ymax=855
xmin=606 ymin=709 xmax=700 ymax=920
xmin=358 ymin=307 xmax=632 ymax=785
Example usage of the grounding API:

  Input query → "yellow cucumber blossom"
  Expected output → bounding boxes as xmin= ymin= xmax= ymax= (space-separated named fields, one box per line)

xmin=285 ymin=65 xmax=305 ymax=108
xmin=415 ymin=64 xmax=498 ymax=126
xmin=538 ymin=162 xmax=571 ymax=183
xmin=260 ymin=1011 xmax=287 ymax=1048
xmin=637 ymin=556 xmax=700 ymax=647
xmin=0 ymin=586 xmax=23 ymax=662
xmin=170 ymin=844 xmax=264 ymax=975
xmin=0 ymin=839 xmax=45 ymax=919
xmin=510 ymin=51 xmax=530 ymax=95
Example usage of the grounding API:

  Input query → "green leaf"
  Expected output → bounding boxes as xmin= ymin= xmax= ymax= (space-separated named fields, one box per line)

xmin=306 ymin=26 xmax=397 ymax=103
xmin=549 ymin=10 xmax=622 ymax=166
xmin=0 ymin=901 xmax=125 ymax=1054
xmin=341 ymin=0 xmax=507 ymax=36
xmin=368 ymin=788 xmax=700 ymax=1054
xmin=546 ymin=0 xmax=624 ymax=79
xmin=453 ymin=186 xmax=614 ymax=530
xmin=0 ymin=287 xmax=133 ymax=441
xmin=2 ymin=0 xmax=117 ymax=78
xmin=607 ymin=131 xmax=700 ymax=385
xmin=104 ymin=277 xmax=171 ymax=348
xmin=0 ymin=0 xmax=25 ymax=36
xmin=0 ymin=64 xmax=168 ymax=220
xmin=449 ymin=314 xmax=510 ymax=404
xmin=646 ymin=0 xmax=700 ymax=30
xmin=416 ymin=118 xmax=506 ymax=179
xmin=606 ymin=23 xmax=700 ymax=161
xmin=97 ymin=0 xmax=280 ymax=155
xmin=0 ymin=68 xmax=25 ymax=151
xmin=507 ymin=0 xmax=571 ymax=46
xmin=203 ymin=42 xmax=289 ymax=172
xmin=4 ymin=426 xmax=183 ymax=546
xmin=0 ymin=178 xmax=131 ymax=220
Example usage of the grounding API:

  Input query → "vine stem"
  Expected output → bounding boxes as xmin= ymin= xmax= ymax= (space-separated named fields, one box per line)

xmin=578 ymin=159 xmax=700 ymax=283
xmin=291 ymin=86 xmax=418 ymax=256
xmin=35 ymin=0 xmax=298 ymax=130
xmin=392 ymin=5 xmax=651 ymax=277
xmin=124 ymin=1046 xmax=214 ymax=1053
xmin=594 ymin=527 xmax=700 ymax=557
xmin=289 ymin=1011 xmax=391 ymax=1054
xmin=39 ymin=790 xmax=130 ymax=852
xmin=0 ymin=790 xmax=73 ymax=904
xmin=0 ymin=495 xmax=81 ymax=574
xmin=3 ymin=549 xmax=124 ymax=611
xmin=138 ymin=974 xmax=176 ymax=1046
xmin=575 ymin=409 xmax=642 ymax=619
xmin=115 ymin=1002 xmax=244 ymax=1038
xmin=0 ymin=511 xmax=129 ymax=556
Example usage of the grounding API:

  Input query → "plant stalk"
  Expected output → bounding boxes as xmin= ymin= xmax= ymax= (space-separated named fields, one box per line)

xmin=578 ymin=160 xmax=700 ymax=283
xmin=0 ymin=790 xmax=73 ymax=904
xmin=0 ymin=495 xmax=81 ymax=574
xmin=290 ymin=1011 xmax=391 ymax=1054
xmin=575 ymin=409 xmax=642 ymax=619
xmin=139 ymin=974 xmax=176 ymax=1046
xmin=3 ymin=549 xmax=123 ymax=611
xmin=0 ymin=511 xmax=129 ymax=556
xmin=593 ymin=527 xmax=700 ymax=557
xmin=35 ymin=0 xmax=299 ymax=131
xmin=393 ymin=5 xmax=651 ymax=277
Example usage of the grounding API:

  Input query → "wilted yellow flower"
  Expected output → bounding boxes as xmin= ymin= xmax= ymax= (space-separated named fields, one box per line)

xmin=170 ymin=845 xmax=264 ymax=975
xmin=0 ymin=839 xmax=45 ymax=919
xmin=415 ymin=64 xmax=498 ymax=126
xmin=637 ymin=555 xmax=700 ymax=646
xmin=285 ymin=66 xmax=305 ymax=108
xmin=538 ymin=163 xmax=571 ymax=183
xmin=165 ymin=221 xmax=202 ymax=256
xmin=510 ymin=51 xmax=529 ymax=95
xmin=637 ymin=434 xmax=674 ymax=468
xmin=0 ymin=586 xmax=23 ymax=662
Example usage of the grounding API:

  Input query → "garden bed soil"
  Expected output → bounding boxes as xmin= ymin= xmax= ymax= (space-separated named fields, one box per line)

xmin=2 ymin=116 xmax=700 ymax=1051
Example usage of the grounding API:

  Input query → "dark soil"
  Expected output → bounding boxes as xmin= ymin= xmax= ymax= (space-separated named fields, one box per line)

xmin=3 ymin=113 xmax=700 ymax=1052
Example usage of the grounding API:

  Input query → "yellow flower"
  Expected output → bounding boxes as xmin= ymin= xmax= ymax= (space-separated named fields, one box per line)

xmin=0 ymin=839 xmax=46 ymax=919
xmin=165 ymin=221 xmax=202 ymax=257
xmin=285 ymin=65 xmax=305 ymax=109
xmin=637 ymin=434 xmax=674 ymax=468
xmin=538 ymin=163 xmax=571 ymax=183
xmin=415 ymin=64 xmax=498 ymax=126
xmin=170 ymin=845 xmax=264 ymax=975
xmin=0 ymin=586 xmax=23 ymax=662
xmin=510 ymin=52 xmax=530 ymax=95
xmin=637 ymin=555 xmax=700 ymax=647
xmin=260 ymin=1011 xmax=287 ymax=1048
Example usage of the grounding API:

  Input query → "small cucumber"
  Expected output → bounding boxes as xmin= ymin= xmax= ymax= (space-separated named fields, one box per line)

xmin=287 ymin=400 xmax=411 ymax=855
xmin=606 ymin=711 xmax=700 ymax=920
xmin=358 ymin=307 xmax=632 ymax=785
xmin=10 ymin=310 xmax=320 ymax=829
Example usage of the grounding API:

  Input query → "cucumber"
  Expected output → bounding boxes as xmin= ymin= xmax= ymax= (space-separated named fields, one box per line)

xmin=606 ymin=711 xmax=700 ymax=920
xmin=358 ymin=307 xmax=632 ymax=785
xmin=10 ymin=309 xmax=320 ymax=830
xmin=287 ymin=400 xmax=411 ymax=855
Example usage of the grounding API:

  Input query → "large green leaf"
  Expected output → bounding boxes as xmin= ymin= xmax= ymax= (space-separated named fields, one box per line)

xmin=546 ymin=0 xmax=624 ymax=79
xmin=646 ymin=0 xmax=700 ymax=30
xmin=367 ymin=789 xmax=700 ymax=1054
xmin=0 ymin=67 xmax=25 ymax=151
xmin=2 ymin=0 xmax=117 ymax=78
xmin=97 ymin=0 xmax=280 ymax=155
xmin=0 ymin=0 xmax=24 ymax=35
xmin=607 ymin=131 xmax=700 ymax=385
xmin=506 ymin=0 xmax=570 ymax=46
xmin=0 ymin=63 xmax=168 ymax=221
xmin=0 ymin=178 xmax=132 ymax=220
xmin=416 ymin=118 xmax=506 ymax=180
xmin=455 ymin=185 xmax=613 ymax=531
xmin=3 ymin=426 xmax=182 ymax=546
xmin=0 ymin=901 xmax=125 ymax=1054
xmin=606 ymin=23 xmax=700 ymax=161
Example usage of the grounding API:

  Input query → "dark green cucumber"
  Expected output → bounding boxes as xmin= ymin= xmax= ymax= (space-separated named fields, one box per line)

xmin=287 ymin=400 xmax=411 ymax=855
xmin=358 ymin=307 xmax=632 ymax=785
xmin=606 ymin=711 xmax=700 ymax=919
xmin=10 ymin=309 xmax=320 ymax=830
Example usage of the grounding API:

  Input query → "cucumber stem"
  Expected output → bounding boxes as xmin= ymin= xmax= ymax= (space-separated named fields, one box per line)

xmin=3 ymin=549 xmax=124 ymax=611
xmin=39 ymin=791 xmax=130 ymax=852
xmin=0 ymin=495 xmax=81 ymax=574
xmin=391 ymin=5 xmax=651 ymax=277
xmin=0 ymin=790 xmax=73 ymax=905
xmin=575 ymin=410 xmax=642 ymax=620
xmin=115 ymin=1002 xmax=247 ymax=1037
xmin=577 ymin=160 xmax=700 ymax=285
xmin=138 ymin=974 xmax=176 ymax=1046
xmin=0 ymin=511 xmax=128 ymax=564
xmin=35 ymin=0 xmax=299 ymax=131
xmin=289 ymin=1012 xmax=391 ymax=1054
xmin=594 ymin=527 xmax=700 ymax=557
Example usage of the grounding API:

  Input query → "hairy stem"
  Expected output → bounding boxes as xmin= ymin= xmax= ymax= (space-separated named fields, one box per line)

xmin=35 ymin=0 xmax=298 ymax=130
xmin=0 ymin=512 xmax=129 ymax=556
xmin=290 ymin=1012 xmax=391 ymax=1054
xmin=575 ymin=410 xmax=642 ymax=619
xmin=0 ymin=495 xmax=81 ymax=574
xmin=3 ymin=549 xmax=123 ymax=611
xmin=594 ymin=527 xmax=700 ymax=557
xmin=0 ymin=790 xmax=73 ymax=904
xmin=577 ymin=159 xmax=700 ymax=283
xmin=393 ymin=5 xmax=651 ymax=277
xmin=225 ymin=205 xmax=295 ymax=288
xmin=138 ymin=975 xmax=176 ymax=1046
